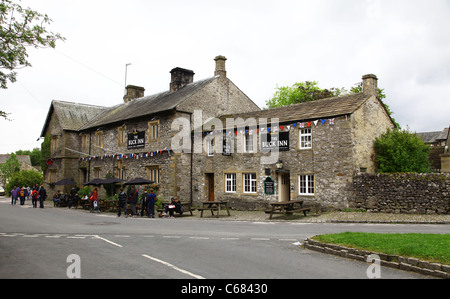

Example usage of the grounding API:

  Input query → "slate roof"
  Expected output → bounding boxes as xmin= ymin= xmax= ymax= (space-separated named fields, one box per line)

xmin=79 ymin=76 xmax=217 ymax=130
xmin=41 ymin=101 xmax=107 ymax=136
xmin=204 ymin=92 xmax=375 ymax=130
xmin=41 ymin=76 xmax=217 ymax=135
xmin=417 ymin=128 xmax=449 ymax=144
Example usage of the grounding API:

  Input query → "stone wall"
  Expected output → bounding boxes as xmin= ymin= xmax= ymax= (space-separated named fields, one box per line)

xmin=351 ymin=173 xmax=450 ymax=214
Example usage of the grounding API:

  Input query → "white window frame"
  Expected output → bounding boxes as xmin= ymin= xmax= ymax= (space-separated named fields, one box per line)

xmin=299 ymin=128 xmax=312 ymax=149
xmin=225 ymin=173 xmax=236 ymax=193
xmin=207 ymin=137 xmax=215 ymax=156
xmin=244 ymin=132 xmax=254 ymax=153
xmin=298 ymin=174 xmax=315 ymax=196
xmin=243 ymin=173 xmax=257 ymax=194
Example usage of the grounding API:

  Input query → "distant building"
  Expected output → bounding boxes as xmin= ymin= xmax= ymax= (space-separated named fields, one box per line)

xmin=417 ymin=127 xmax=450 ymax=172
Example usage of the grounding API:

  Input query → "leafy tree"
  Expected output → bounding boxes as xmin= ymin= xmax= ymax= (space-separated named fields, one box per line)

xmin=374 ymin=128 xmax=431 ymax=173
xmin=0 ymin=152 xmax=20 ymax=185
xmin=265 ymin=81 xmax=339 ymax=107
xmin=1 ymin=0 xmax=65 ymax=119
xmin=6 ymin=169 xmax=43 ymax=195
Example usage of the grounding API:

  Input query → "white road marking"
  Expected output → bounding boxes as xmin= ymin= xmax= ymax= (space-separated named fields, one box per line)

xmin=142 ymin=254 xmax=205 ymax=279
xmin=93 ymin=235 xmax=123 ymax=248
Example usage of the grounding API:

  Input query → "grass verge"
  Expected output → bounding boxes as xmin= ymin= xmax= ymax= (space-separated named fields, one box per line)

xmin=312 ymin=232 xmax=450 ymax=265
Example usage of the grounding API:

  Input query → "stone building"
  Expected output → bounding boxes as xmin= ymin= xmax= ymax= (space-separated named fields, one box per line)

xmin=194 ymin=74 xmax=395 ymax=210
xmin=40 ymin=56 xmax=260 ymax=199
xmin=41 ymin=57 xmax=394 ymax=210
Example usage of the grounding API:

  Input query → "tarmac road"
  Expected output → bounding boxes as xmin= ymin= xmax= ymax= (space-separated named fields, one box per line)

xmin=1 ymin=197 xmax=446 ymax=280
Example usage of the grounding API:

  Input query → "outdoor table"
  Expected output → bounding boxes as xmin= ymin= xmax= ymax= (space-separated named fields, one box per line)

xmin=267 ymin=200 xmax=310 ymax=219
xmin=198 ymin=201 xmax=231 ymax=218
xmin=159 ymin=201 xmax=194 ymax=216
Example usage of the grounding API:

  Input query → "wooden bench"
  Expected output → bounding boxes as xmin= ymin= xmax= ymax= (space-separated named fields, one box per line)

xmin=197 ymin=206 xmax=219 ymax=217
xmin=266 ymin=200 xmax=310 ymax=219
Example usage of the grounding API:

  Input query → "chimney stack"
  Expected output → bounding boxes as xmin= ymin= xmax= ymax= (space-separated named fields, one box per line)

xmin=214 ymin=55 xmax=227 ymax=77
xmin=170 ymin=67 xmax=195 ymax=92
xmin=362 ymin=74 xmax=378 ymax=96
xmin=123 ymin=85 xmax=145 ymax=103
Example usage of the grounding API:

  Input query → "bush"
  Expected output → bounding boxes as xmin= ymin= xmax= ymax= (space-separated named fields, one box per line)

xmin=374 ymin=128 xmax=430 ymax=173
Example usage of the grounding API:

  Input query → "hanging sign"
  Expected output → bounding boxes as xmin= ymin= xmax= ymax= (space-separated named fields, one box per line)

xmin=261 ymin=132 xmax=290 ymax=152
xmin=127 ymin=130 xmax=145 ymax=149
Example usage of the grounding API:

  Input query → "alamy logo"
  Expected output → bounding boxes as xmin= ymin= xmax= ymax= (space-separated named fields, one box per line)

xmin=366 ymin=254 xmax=381 ymax=279
xmin=171 ymin=110 xmax=281 ymax=164
xmin=66 ymin=254 xmax=81 ymax=279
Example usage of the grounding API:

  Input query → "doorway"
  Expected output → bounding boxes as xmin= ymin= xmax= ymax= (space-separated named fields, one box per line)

xmin=278 ymin=172 xmax=290 ymax=202
xmin=206 ymin=173 xmax=215 ymax=202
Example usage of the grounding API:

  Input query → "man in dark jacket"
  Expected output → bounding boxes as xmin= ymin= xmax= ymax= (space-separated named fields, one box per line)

xmin=38 ymin=185 xmax=46 ymax=208
xmin=117 ymin=188 xmax=128 ymax=218
xmin=127 ymin=185 xmax=138 ymax=217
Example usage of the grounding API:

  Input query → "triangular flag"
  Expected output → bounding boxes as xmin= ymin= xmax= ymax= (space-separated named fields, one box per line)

xmin=293 ymin=123 xmax=297 ymax=128
xmin=313 ymin=120 xmax=319 ymax=126
xmin=306 ymin=122 xmax=311 ymax=127
xmin=329 ymin=118 xmax=335 ymax=125
xmin=280 ymin=126 xmax=284 ymax=132
xmin=321 ymin=119 xmax=326 ymax=124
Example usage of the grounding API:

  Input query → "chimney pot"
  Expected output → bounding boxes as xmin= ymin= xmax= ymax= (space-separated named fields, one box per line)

xmin=214 ymin=55 xmax=227 ymax=77
xmin=123 ymin=85 xmax=145 ymax=103
xmin=362 ymin=74 xmax=378 ymax=96
xmin=170 ymin=67 xmax=195 ymax=92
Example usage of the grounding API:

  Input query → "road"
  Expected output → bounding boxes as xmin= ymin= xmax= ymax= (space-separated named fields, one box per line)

xmin=1 ymin=197 xmax=447 ymax=280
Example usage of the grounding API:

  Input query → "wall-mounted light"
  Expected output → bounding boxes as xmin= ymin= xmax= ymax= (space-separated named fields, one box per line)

xmin=276 ymin=159 xmax=283 ymax=169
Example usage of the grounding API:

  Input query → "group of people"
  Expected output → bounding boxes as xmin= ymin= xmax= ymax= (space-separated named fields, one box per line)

xmin=52 ymin=186 xmax=82 ymax=209
xmin=117 ymin=185 xmax=183 ymax=218
xmin=16 ymin=183 xmax=184 ymax=218
xmin=10 ymin=184 xmax=47 ymax=208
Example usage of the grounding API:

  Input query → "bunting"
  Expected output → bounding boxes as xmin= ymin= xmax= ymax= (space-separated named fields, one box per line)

xmin=78 ymin=147 xmax=172 ymax=162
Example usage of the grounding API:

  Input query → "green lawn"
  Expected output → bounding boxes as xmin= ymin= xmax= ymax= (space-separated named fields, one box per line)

xmin=312 ymin=232 xmax=450 ymax=265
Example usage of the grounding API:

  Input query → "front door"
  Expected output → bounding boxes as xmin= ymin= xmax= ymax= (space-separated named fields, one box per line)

xmin=206 ymin=173 xmax=215 ymax=202
xmin=278 ymin=172 xmax=290 ymax=202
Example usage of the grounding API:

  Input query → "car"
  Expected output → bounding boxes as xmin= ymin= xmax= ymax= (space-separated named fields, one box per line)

xmin=0 ymin=186 xmax=5 ymax=196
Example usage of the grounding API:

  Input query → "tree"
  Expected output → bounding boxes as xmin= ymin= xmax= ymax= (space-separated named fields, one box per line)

xmin=265 ymin=81 xmax=341 ymax=108
xmin=0 ymin=152 xmax=20 ymax=185
xmin=6 ymin=169 xmax=43 ymax=195
xmin=374 ymin=128 xmax=431 ymax=173
xmin=1 ymin=0 xmax=65 ymax=119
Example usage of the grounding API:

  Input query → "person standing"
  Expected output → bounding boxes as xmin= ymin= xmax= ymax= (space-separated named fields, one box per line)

xmin=31 ymin=188 xmax=39 ymax=208
xmin=90 ymin=187 xmax=100 ymax=213
xmin=147 ymin=188 xmax=157 ymax=218
xmin=140 ymin=187 xmax=148 ymax=217
xmin=19 ymin=187 xmax=25 ymax=205
xmin=11 ymin=186 xmax=18 ymax=205
xmin=117 ymin=188 xmax=128 ymax=218
xmin=38 ymin=185 xmax=47 ymax=208
xmin=127 ymin=185 xmax=138 ymax=217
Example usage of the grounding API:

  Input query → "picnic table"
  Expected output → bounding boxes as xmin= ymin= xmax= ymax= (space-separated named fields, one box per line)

xmin=157 ymin=201 xmax=195 ymax=216
xmin=266 ymin=200 xmax=310 ymax=219
xmin=198 ymin=201 xmax=231 ymax=218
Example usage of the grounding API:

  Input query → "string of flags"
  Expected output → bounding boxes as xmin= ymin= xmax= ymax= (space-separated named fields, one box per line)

xmin=202 ymin=117 xmax=336 ymax=136
xmin=79 ymin=147 xmax=171 ymax=161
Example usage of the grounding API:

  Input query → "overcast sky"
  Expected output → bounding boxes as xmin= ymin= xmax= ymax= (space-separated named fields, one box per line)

xmin=1 ymin=0 xmax=450 ymax=154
